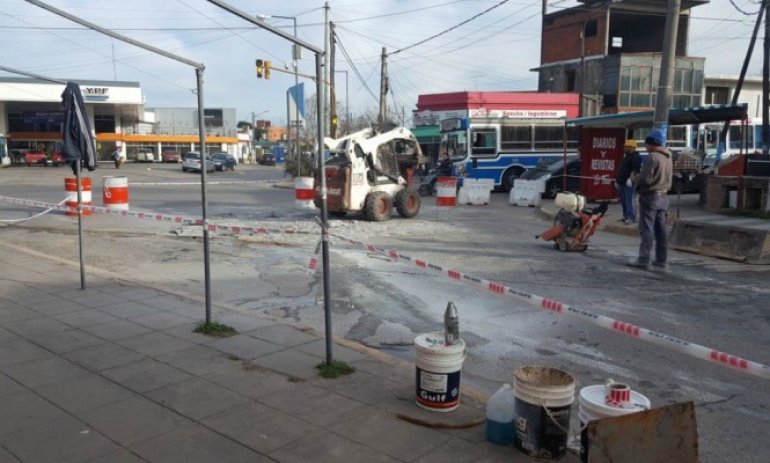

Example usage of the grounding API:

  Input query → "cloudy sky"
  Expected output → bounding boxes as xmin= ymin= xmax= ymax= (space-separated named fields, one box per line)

xmin=0 ymin=0 xmax=762 ymax=125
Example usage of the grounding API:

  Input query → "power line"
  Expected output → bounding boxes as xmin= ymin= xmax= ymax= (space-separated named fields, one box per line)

xmin=729 ymin=0 xmax=761 ymax=15
xmin=390 ymin=0 xmax=511 ymax=55
xmin=334 ymin=30 xmax=379 ymax=104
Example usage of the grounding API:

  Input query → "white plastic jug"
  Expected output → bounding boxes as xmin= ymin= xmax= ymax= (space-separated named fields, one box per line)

xmin=486 ymin=383 xmax=515 ymax=445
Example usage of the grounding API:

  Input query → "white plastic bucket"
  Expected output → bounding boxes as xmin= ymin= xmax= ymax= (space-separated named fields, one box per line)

xmin=295 ymin=176 xmax=315 ymax=209
xmin=102 ymin=176 xmax=129 ymax=211
xmin=578 ymin=382 xmax=651 ymax=463
xmin=513 ymin=366 xmax=575 ymax=460
xmin=414 ymin=332 xmax=466 ymax=412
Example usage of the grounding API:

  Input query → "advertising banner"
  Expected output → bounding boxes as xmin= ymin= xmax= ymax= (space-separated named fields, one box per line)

xmin=579 ymin=128 xmax=625 ymax=200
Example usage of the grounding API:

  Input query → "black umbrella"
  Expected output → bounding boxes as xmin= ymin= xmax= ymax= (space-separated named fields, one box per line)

xmin=61 ymin=82 xmax=97 ymax=174
xmin=61 ymin=81 xmax=96 ymax=289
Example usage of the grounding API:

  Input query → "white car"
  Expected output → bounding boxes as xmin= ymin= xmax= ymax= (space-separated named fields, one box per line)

xmin=181 ymin=152 xmax=215 ymax=173
xmin=136 ymin=149 xmax=156 ymax=162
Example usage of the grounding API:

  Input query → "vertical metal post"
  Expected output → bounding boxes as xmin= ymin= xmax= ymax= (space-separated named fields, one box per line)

xmin=287 ymin=90 xmax=294 ymax=176
xmin=330 ymin=22 xmax=337 ymax=139
xmin=345 ymin=70 xmax=350 ymax=130
xmin=653 ymin=0 xmax=681 ymax=132
xmin=195 ymin=68 xmax=212 ymax=324
xmin=293 ymin=17 xmax=301 ymax=175
xmin=316 ymin=52 xmax=333 ymax=365
xmin=763 ymin=0 xmax=769 ymax=155
xmin=379 ymin=47 xmax=388 ymax=132
xmin=323 ymin=2 xmax=330 ymax=137
xmin=75 ymin=161 xmax=85 ymax=290
xmin=562 ymin=123 xmax=568 ymax=193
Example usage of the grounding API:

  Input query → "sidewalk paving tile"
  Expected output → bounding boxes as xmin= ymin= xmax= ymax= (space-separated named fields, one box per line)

xmin=216 ymin=313 xmax=278 ymax=332
xmin=155 ymin=345 xmax=235 ymax=376
xmin=79 ymin=396 xmax=189 ymax=446
xmin=25 ymin=298 xmax=87 ymax=316
xmin=330 ymin=410 xmax=450 ymax=462
xmin=414 ymin=438 xmax=518 ymax=463
xmin=0 ymin=338 xmax=53 ymax=367
xmin=0 ymin=445 xmax=20 ymax=462
xmin=0 ymin=415 xmax=118 ymax=463
xmin=210 ymin=334 xmax=284 ymax=360
xmin=98 ymin=285 xmax=165 ymax=301
xmin=309 ymin=370 xmax=401 ymax=406
xmin=1 ymin=356 xmax=94 ymax=389
xmin=250 ymin=348 xmax=321 ymax=380
xmin=7 ymin=292 xmax=60 ymax=307
xmin=59 ymin=290 xmax=126 ymax=308
xmin=31 ymin=328 xmax=104 ymax=354
xmin=115 ymin=331 xmax=197 ymax=357
xmin=163 ymin=323 xmax=220 ymax=346
xmin=139 ymin=294 xmax=197 ymax=312
xmin=259 ymin=383 xmax=368 ymax=428
xmin=84 ymin=449 xmax=146 ymax=463
xmin=129 ymin=311 xmax=196 ymax=331
xmin=297 ymin=339 xmax=368 ymax=363
xmin=202 ymin=401 xmax=318 ymax=454
xmin=268 ymin=430 xmax=400 ymax=463
xmin=102 ymin=358 xmax=192 ymax=394
xmin=0 ymin=305 xmax=41 ymax=323
xmin=80 ymin=319 xmax=153 ymax=341
xmin=247 ymin=324 xmax=318 ymax=347
xmin=54 ymin=309 xmax=121 ymax=328
xmin=35 ymin=375 xmax=136 ymax=414
xmin=0 ymin=390 xmax=66 ymax=436
xmin=97 ymin=301 xmax=157 ymax=319
xmin=2 ymin=316 xmax=73 ymax=337
xmin=146 ymin=377 xmax=251 ymax=420
xmin=204 ymin=363 xmax=294 ymax=400
xmin=130 ymin=424 xmax=268 ymax=463
xmin=64 ymin=342 xmax=146 ymax=372
xmin=0 ymin=373 xmax=25 ymax=395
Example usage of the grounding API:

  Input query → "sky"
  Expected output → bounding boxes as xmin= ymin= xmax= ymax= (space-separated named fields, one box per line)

xmin=0 ymin=0 xmax=763 ymax=125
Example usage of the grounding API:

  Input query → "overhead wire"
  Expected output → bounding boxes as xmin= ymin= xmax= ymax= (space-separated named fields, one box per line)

xmin=334 ymin=29 xmax=380 ymax=104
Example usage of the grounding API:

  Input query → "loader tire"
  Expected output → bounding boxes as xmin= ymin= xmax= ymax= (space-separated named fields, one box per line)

xmin=364 ymin=191 xmax=392 ymax=221
xmin=395 ymin=187 xmax=421 ymax=218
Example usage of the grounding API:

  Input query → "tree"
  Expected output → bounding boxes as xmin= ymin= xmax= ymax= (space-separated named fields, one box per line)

xmin=236 ymin=120 xmax=253 ymax=132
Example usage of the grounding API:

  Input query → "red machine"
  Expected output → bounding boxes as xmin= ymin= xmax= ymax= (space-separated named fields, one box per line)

xmin=537 ymin=193 xmax=609 ymax=252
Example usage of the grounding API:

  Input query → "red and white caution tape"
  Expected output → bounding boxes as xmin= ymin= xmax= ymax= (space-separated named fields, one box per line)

xmin=330 ymin=231 xmax=770 ymax=381
xmin=0 ymin=195 xmax=318 ymax=239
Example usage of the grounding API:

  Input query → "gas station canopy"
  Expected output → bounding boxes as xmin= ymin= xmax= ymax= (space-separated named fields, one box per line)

xmin=566 ymin=104 xmax=749 ymax=129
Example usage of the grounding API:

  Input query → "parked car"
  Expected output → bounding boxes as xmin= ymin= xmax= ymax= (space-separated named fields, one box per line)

xmin=162 ymin=151 xmax=181 ymax=163
xmin=518 ymin=157 xmax=581 ymax=199
xmin=210 ymin=152 xmax=236 ymax=171
xmin=136 ymin=149 xmax=156 ymax=162
xmin=24 ymin=151 xmax=47 ymax=166
xmin=258 ymin=153 xmax=276 ymax=166
xmin=48 ymin=151 xmax=65 ymax=166
xmin=181 ymin=152 xmax=215 ymax=173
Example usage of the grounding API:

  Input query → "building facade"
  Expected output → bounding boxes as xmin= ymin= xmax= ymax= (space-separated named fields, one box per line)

xmin=534 ymin=0 xmax=709 ymax=116
xmin=704 ymin=75 xmax=764 ymax=119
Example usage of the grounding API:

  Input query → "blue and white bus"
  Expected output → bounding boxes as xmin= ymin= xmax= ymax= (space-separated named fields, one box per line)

xmin=439 ymin=110 xmax=578 ymax=191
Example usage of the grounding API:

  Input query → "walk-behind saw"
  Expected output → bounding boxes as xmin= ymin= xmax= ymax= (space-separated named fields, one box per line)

xmin=536 ymin=193 xmax=609 ymax=252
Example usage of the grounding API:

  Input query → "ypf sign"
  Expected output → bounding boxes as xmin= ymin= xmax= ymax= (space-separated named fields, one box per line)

xmin=580 ymin=128 xmax=625 ymax=200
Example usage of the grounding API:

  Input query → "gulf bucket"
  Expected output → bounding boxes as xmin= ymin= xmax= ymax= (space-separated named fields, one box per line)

xmin=294 ymin=176 xmax=315 ymax=209
xmin=414 ymin=332 xmax=466 ymax=412
xmin=102 ymin=176 xmax=129 ymax=211
xmin=436 ymin=176 xmax=457 ymax=206
xmin=578 ymin=381 xmax=651 ymax=463
xmin=513 ymin=366 xmax=575 ymax=460
xmin=64 ymin=177 xmax=92 ymax=216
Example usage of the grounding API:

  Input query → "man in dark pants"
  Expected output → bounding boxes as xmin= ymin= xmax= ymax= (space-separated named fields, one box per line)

xmin=616 ymin=139 xmax=642 ymax=224
xmin=627 ymin=129 xmax=672 ymax=271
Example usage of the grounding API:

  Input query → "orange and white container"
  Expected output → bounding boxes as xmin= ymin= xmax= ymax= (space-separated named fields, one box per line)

xmin=64 ymin=177 xmax=92 ymax=216
xmin=295 ymin=176 xmax=315 ymax=209
xmin=436 ymin=177 xmax=457 ymax=207
xmin=102 ymin=176 xmax=129 ymax=211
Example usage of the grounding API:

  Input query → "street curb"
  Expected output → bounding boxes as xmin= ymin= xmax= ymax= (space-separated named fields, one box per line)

xmin=1 ymin=241 xmax=490 ymax=404
xmin=272 ymin=180 xmax=294 ymax=190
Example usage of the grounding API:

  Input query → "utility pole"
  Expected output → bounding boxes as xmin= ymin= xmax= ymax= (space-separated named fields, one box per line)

xmin=379 ymin=46 xmax=388 ymax=132
xmin=330 ymin=22 xmax=337 ymax=139
xmin=762 ymin=0 xmax=770 ymax=155
xmin=323 ymin=2 xmax=330 ymax=137
xmin=652 ymin=0 xmax=681 ymax=133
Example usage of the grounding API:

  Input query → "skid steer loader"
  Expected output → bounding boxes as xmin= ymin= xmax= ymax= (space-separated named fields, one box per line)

xmin=314 ymin=127 xmax=426 ymax=221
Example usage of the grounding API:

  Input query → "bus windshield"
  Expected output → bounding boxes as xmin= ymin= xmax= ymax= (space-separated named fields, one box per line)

xmin=440 ymin=131 xmax=467 ymax=161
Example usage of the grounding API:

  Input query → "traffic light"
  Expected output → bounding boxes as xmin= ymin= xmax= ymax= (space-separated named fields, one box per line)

xmin=256 ymin=59 xmax=264 ymax=78
xmin=264 ymin=61 xmax=271 ymax=80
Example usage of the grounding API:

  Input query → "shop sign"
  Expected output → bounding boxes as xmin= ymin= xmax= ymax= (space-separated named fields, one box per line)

xmin=468 ymin=108 xmax=567 ymax=119
xmin=83 ymin=87 xmax=110 ymax=101
xmin=580 ymin=128 xmax=625 ymax=200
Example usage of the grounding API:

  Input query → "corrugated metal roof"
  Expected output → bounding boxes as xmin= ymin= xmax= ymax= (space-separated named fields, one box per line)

xmin=566 ymin=104 xmax=748 ymax=128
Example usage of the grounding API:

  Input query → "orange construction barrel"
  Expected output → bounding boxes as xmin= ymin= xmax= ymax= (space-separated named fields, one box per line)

xmin=64 ymin=177 xmax=92 ymax=216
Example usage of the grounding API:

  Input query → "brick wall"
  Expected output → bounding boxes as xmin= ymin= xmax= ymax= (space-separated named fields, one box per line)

xmin=704 ymin=176 xmax=770 ymax=211
xmin=541 ymin=10 xmax=608 ymax=64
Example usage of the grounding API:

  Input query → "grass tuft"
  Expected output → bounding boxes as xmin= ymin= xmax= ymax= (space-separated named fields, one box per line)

xmin=193 ymin=321 xmax=237 ymax=337
xmin=316 ymin=360 xmax=355 ymax=379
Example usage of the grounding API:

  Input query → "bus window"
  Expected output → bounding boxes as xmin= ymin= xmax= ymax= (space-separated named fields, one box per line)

xmin=470 ymin=128 xmax=497 ymax=157
xmin=728 ymin=126 xmax=752 ymax=151
xmin=534 ymin=126 xmax=566 ymax=150
xmin=440 ymin=131 xmax=467 ymax=161
xmin=500 ymin=126 xmax=531 ymax=151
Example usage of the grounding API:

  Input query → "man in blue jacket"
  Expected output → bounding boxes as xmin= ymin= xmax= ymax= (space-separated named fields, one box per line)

xmin=616 ymin=139 xmax=642 ymax=224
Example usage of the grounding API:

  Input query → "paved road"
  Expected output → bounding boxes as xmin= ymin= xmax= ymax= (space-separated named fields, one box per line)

xmin=2 ymin=162 xmax=769 ymax=462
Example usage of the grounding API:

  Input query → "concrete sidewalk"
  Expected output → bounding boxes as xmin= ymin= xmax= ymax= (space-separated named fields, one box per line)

xmin=0 ymin=246 xmax=577 ymax=463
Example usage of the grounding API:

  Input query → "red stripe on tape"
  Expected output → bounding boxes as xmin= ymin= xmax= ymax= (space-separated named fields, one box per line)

xmin=488 ymin=282 xmax=505 ymax=294
xmin=416 ymin=260 xmax=426 ymax=268
xmin=448 ymin=270 xmax=461 ymax=280
xmin=389 ymin=251 xmax=398 ymax=260
xmin=711 ymin=350 xmax=749 ymax=369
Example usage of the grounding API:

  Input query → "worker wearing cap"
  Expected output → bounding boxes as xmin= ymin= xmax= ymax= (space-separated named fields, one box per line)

xmin=628 ymin=129 xmax=673 ymax=271
xmin=616 ymin=139 xmax=642 ymax=224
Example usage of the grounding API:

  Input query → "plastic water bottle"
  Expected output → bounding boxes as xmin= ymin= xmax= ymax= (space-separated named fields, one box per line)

xmin=486 ymin=383 xmax=515 ymax=445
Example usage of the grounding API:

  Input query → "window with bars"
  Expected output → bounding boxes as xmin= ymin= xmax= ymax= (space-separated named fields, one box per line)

xmin=500 ymin=126 xmax=531 ymax=151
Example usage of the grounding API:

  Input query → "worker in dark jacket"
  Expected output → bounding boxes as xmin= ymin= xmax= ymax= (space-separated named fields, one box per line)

xmin=616 ymin=140 xmax=642 ymax=224
xmin=628 ymin=129 xmax=673 ymax=271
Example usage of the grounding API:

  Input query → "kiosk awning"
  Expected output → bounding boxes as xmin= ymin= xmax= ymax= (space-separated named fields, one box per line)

xmin=566 ymin=104 xmax=748 ymax=129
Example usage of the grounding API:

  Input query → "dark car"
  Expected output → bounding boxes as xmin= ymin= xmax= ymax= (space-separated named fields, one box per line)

xmin=519 ymin=157 xmax=581 ymax=199
xmin=258 ymin=153 xmax=276 ymax=166
xmin=211 ymin=152 xmax=236 ymax=171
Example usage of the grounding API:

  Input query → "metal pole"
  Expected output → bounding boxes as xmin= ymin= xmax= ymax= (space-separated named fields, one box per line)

xmin=287 ymin=90 xmax=294 ymax=176
xmin=323 ymin=2 xmax=330 ymax=137
xmin=293 ymin=17 xmax=301 ymax=176
xmin=316 ymin=52 xmax=333 ymax=365
xmin=75 ymin=160 xmax=85 ymax=290
xmin=763 ymin=0 xmax=770 ymax=155
xmin=196 ymin=68 xmax=212 ymax=324
xmin=345 ymin=70 xmax=350 ymax=130
xmin=379 ymin=47 xmax=388 ymax=132
xmin=652 ymin=0 xmax=681 ymax=132
xmin=0 ymin=65 xmax=66 ymax=84
xmin=330 ymin=22 xmax=337 ymax=139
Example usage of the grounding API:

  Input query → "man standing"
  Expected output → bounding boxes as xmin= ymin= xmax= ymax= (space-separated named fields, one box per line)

xmin=616 ymin=139 xmax=642 ymax=224
xmin=628 ymin=129 xmax=672 ymax=271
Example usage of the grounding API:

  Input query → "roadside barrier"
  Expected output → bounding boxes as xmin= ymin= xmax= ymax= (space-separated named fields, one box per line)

xmin=328 ymin=230 xmax=770 ymax=381
xmin=436 ymin=177 xmax=457 ymax=206
xmin=294 ymin=177 xmax=315 ymax=209
xmin=64 ymin=177 xmax=92 ymax=216
xmin=102 ymin=176 xmax=129 ymax=211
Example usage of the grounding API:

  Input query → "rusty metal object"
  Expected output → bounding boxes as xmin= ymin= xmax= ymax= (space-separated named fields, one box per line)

xmin=586 ymin=402 xmax=698 ymax=463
